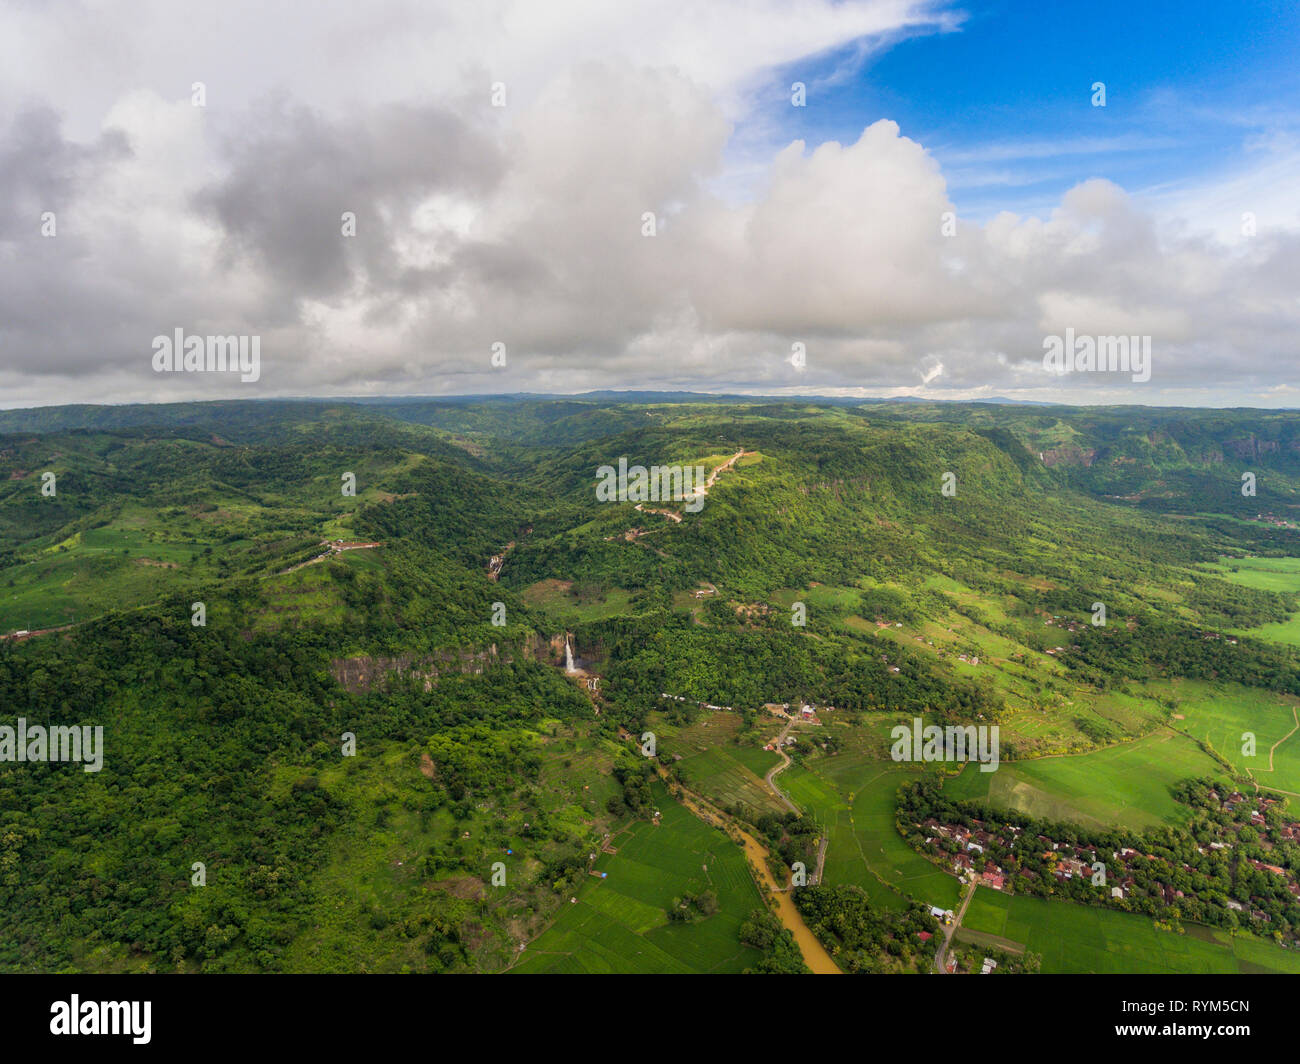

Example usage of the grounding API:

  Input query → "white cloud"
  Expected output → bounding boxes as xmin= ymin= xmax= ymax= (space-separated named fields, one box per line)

xmin=0 ymin=0 xmax=1298 ymax=408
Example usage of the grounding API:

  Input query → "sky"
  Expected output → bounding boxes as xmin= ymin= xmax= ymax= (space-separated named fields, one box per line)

xmin=2 ymin=0 xmax=1299 ymax=408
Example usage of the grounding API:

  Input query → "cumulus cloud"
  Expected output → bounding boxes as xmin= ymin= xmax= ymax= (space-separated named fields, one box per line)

xmin=0 ymin=0 xmax=1297 ymax=407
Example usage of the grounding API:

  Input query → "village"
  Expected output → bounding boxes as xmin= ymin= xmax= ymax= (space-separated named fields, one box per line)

xmin=906 ymin=784 xmax=1300 ymax=939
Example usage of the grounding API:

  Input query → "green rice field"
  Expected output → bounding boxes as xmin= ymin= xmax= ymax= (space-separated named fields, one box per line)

xmin=944 ymin=727 xmax=1224 ymax=831
xmin=511 ymin=782 xmax=764 ymax=973
xmin=963 ymin=887 xmax=1300 ymax=974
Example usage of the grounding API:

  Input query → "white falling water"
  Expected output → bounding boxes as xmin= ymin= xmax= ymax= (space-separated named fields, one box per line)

xmin=564 ymin=637 xmax=577 ymax=673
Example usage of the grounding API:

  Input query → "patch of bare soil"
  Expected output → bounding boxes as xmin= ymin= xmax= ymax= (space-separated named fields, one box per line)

xmin=433 ymin=875 xmax=485 ymax=901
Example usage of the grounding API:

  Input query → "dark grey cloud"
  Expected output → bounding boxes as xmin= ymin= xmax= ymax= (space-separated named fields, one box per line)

xmin=195 ymin=99 xmax=504 ymax=309
xmin=0 ymin=106 xmax=129 ymax=239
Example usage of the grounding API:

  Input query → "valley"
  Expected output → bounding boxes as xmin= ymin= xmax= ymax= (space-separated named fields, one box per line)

xmin=4 ymin=396 xmax=1300 ymax=974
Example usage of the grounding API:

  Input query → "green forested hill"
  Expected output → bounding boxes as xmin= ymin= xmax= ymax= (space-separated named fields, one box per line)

xmin=3 ymin=396 xmax=1300 ymax=972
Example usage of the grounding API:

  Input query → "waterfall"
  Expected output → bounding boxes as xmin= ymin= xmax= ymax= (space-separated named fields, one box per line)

xmin=564 ymin=636 xmax=577 ymax=673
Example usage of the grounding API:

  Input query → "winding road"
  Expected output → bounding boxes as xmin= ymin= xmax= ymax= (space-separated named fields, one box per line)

xmin=764 ymin=720 xmax=800 ymax=814
xmin=762 ymin=716 xmax=835 ymax=886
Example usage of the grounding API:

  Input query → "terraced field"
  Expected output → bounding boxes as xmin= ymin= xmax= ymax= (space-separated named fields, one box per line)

xmin=648 ymin=710 xmax=786 ymax=816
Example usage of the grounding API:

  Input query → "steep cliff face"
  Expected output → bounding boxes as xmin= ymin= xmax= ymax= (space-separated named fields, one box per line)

xmin=518 ymin=631 xmax=568 ymax=667
xmin=1041 ymin=445 xmax=1097 ymax=468
xmin=1224 ymin=435 xmax=1282 ymax=461
xmin=330 ymin=646 xmax=502 ymax=693
xmin=543 ymin=632 xmax=568 ymax=666
xmin=330 ymin=632 xmax=572 ymax=692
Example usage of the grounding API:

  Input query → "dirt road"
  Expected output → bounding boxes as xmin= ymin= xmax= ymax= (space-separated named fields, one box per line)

xmin=933 ymin=880 xmax=976 ymax=973
xmin=764 ymin=720 xmax=799 ymax=814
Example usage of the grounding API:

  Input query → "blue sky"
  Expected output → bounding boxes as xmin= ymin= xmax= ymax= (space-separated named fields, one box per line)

xmin=745 ymin=0 xmax=1300 ymax=221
